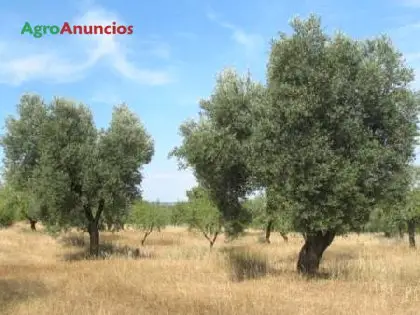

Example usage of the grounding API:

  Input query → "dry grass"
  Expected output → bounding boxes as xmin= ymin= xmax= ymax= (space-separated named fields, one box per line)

xmin=1 ymin=222 xmax=419 ymax=315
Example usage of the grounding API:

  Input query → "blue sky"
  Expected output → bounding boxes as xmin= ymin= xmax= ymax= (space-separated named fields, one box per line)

xmin=0 ymin=0 xmax=419 ymax=202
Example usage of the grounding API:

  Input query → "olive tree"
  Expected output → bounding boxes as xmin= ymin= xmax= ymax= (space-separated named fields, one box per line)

xmin=1 ymin=95 xmax=154 ymax=256
xmin=170 ymin=69 xmax=264 ymax=237
xmin=179 ymin=186 xmax=223 ymax=249
xmin=128 ymin=200 xmax=168 ymax=245
xmin=243 ymin=188 xmax=291 ymax=243
xmin=399 ymin=166 xmax=420 ymax=247
xmin=255 ymin=15 xmax=418 ymax=274
xmin=404 ymin=190 xmax=420 ymax=248
xmin=264 ymin=186 xmax=292 ymax=243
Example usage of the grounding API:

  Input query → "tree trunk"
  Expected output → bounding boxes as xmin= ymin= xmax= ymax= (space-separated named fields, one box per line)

xmin=297 ymin=230 xmax=335 ymax=275
xmin=88 ymin=221 xmax=100 ymax=256
xmin=141 ymin=229 xmax=153 ymax=246
xmin=407 ymin=219 xmax=416 ymax=248
xmin=84 ymin=199 xmax=105 ymax=257
xmin=25 ymin=214 xmax=37 ymax=231
xmin=384 ymin=231 xmax=392 ymax=238
xmin=265 ymin=220 xmax=273 ymax=244
xmin=29 ymin=219 xmax=37 ymax=231
xmin=398 ymin=224 xmax=404 ymax=239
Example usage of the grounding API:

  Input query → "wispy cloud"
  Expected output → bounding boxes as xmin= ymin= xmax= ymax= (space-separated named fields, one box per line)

xmin=0 ymin=5 xmax=173 ymax=86
xmin=206 ymin=10 xmax=264 ymax=59
xmin=90 ymin=89 xmax=124 ymax=106
xmin=401 ymin=0 xmax=420 ymax=8
xmin=388 ymin=10 xmax=420 ymax=89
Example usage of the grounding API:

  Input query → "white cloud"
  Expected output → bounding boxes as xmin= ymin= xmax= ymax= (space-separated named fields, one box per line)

xmin=206 ymin=10 xmax=264 ymax=59
xmin=404 ymin=53 xmax=420 ymax=89
xmin=0 ymin=5 xmax=173 ymax=86
xmin=134 ymin=38 xmax=172 ymax=60
xmin=389 ymin=20 xmax=420 ymax=89
xmin=0 ymin=46 xmax=90 ymax=85
xmin=90 ymin=89 xmax=124 ymax=105
xmin=401 ymin=0 xmax=420 ymax=7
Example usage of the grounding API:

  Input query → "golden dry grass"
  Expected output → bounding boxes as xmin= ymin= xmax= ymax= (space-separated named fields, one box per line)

xmin=1 ymin=222 xmax=419 ymax=315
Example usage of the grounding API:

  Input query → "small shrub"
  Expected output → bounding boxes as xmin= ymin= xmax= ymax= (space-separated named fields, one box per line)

xmin=0 ymin=206 xmax=16 ymax=228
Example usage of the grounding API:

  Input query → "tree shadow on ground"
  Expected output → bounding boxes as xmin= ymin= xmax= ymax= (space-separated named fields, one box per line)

xmin=59 ymin=234 xmax=87 ymax=247
xmin=270 ymin=250 xmax=360 ymax=281
xmin=221 ymin=246 xmax=271 ymax=282
xmin=59 ymin=234 xmax=122 ymax=248
xmin=62 ymin=242 xmax=155 ymax=261
xmin=0 ymin=279 xmax=48 ymax=311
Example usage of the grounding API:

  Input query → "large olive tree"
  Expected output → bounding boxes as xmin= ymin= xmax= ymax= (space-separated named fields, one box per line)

xmin=256 ymin=15 xmax=418 ymax=274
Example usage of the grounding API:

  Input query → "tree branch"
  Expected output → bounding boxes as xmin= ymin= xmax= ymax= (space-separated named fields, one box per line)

xmin=211 ymin=231 xmax=219 ymax=244
xmin=83 ymin=203 xmax=94 ymax=222
xmin=94 ymin=198 xmax=105 ymax=223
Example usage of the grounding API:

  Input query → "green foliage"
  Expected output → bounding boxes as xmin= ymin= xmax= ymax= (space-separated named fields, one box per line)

xmin=128 ymin=200 xmax=168 ymax=245
xmin=365 ymin=166 xmax=420 ymax=234
xmin=363 ymin=207 xmax=397 ymax=233
xmin=243 ymin=191 xmax=293 ymax=234
xmin=400 ymin=166 xmax=420 ymax=223
xmin=404 ymin=189 xmax=420 ymax=223
xmin=0 ymin=185 xmax=18 ymax=227
xmin=242 ymin=194 xmax=266 ymax=229
xmin=128 ymin=200 xmax=168 ymax=231
xmin=0 ymin=184 xmax=40 ymax=228
xmin=177 ymin=186 xmax=223 ymax=247
xmin=171 ymin=201 xmax=189 ymax=225
xmin=170 ymin=69 xmax=265 ymax=236
xmin=1 ymin=94 xmax=154 ymax=254
xmin=253 ymin=15 xmax=419 ymax=235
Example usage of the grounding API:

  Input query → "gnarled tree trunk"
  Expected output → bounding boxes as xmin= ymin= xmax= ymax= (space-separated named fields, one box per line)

xmin=85 ymin=199 xmax=105 ymax=257
xmin=25 ymin=214 xmax=37 ymax=231
xmin=88 ymin=221 xmax=100 ymax=256
xmin=297 ymin=230 xmax=335 ymax=275
xmin=29 ymin=219 xmax=37 ymax=231
xmin=141 ymin=225 xmax=154 ymax=246
xmin=265 ymin=219 xmax=274 ymax=243
xmin=407 ymin=219 xmax=416 ymax=248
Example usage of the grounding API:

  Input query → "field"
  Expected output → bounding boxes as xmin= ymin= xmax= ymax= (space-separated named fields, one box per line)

xmin=1 ymin=223 xmax=419 ymax=315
